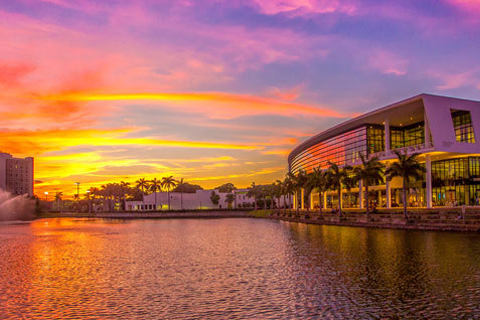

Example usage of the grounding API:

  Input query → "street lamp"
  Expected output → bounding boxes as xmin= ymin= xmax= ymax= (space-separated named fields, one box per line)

xmin=44 ymin=191 xmax=48 ymax=201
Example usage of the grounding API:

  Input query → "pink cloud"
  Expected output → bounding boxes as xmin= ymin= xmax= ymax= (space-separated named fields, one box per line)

xmin=266 ymin=84 xmax=305 ymax=101
xmin=446 ymin=0 xmax=480 ymax=12
xmin=367 ymin=49 xmax=408 ymax=76
xmin=0 ymin=62 xmax=36 ymax=87
xmin=429 ymin=69 xmax=480 ymax=90
xmin=249 ymin=0 xmax=357 ymax=16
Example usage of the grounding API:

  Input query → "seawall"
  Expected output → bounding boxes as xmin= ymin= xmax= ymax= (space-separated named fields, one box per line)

xmin=262 ymin=209 xmax=480 ymax=232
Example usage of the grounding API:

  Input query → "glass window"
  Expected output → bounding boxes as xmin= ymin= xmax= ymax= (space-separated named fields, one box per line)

xmin=451 ymin=110 xmax=475 ymax=143
xmin=390 ymin=122 xmax=425 ymax=149
xmin=367 ymin=126 xmax=385 ymax=154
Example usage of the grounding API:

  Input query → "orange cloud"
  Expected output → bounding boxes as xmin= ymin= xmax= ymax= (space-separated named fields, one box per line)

xmin=0 ymin=128 xmax=260 ymax=156
xmin=44 ymin=92 xmax=353 ymax=119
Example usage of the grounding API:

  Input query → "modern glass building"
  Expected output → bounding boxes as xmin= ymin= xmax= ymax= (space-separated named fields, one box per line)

xmin=288 ymin=94 xmax=480 ymax=209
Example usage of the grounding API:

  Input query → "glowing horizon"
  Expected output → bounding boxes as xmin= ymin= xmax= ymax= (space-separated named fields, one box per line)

xmin=1 ymin=0 xmax=480 ymax=196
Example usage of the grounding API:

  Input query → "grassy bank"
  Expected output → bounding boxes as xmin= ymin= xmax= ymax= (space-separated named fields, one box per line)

xmin=248 ymin=209 xmax=274 ymax=218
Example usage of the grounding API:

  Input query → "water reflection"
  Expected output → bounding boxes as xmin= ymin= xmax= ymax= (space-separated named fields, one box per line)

xmin=0 ymin=218 xmax=479 ymax=319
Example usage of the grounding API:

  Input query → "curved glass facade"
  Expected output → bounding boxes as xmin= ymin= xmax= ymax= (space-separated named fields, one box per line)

xmin=290 ymin=126 xmax=367 ymax=174
xmin=290 ymin=121 xmax=426 ymax=175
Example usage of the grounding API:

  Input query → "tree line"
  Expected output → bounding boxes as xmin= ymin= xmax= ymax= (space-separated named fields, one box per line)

xmin=250 ymin=150 xmax=423 ymax=219
xmin=48 ymin=150 xmax=422 ymax=216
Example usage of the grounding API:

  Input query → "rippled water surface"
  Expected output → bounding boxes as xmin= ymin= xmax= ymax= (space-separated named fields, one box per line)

xmin=1 ymin=218 xmax=480 ymax=319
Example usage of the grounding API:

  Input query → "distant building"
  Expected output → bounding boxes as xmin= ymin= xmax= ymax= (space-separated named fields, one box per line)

xmin=233 ymin=188 xmax=256 ymax=208
xmin=127 ymin=189 xmax=232 ymax=211
xmin=126 ymin=188 xmax=285 ymax=211
xmin=0 ymin=153 xmax=34 ymax=197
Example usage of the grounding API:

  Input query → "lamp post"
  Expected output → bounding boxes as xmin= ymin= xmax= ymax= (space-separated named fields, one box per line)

xmin=44 ymin=191 xmax=48 ymax=201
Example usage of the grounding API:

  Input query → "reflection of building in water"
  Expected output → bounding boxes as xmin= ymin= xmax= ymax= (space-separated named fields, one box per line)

xmin=0 ymin=153 xmax=34 ymax=197
xmin=288 ymin=94 xmax=480 ymax=208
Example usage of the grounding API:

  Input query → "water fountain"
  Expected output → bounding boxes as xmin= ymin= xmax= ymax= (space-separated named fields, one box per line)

xmin=0 ymin=190 xmax=35 ymax=221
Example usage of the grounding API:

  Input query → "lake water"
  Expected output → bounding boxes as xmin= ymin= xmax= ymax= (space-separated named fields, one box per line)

xmin=1 ymin=218 xmax=480 ymax=319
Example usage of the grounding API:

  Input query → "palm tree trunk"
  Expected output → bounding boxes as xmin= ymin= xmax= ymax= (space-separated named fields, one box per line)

xmin=296 ymin=191 xmax=299 ymax=216
xmin=283 ymin=195 xmax=286 ymax=215
xmin=289 ymin=194 xmax=292 ymax=214
xmin=403 ymin=182 xmax=408 ymax=219
xmin=306 ymin=190 xmax=310 ymax=214
xmin=319 ymin=191 xmax=323 ymax=214
xmin=338 ymin=185 xmax=342 ymax=216
xmin=365 ymin=185 xmax=370 ymax=221
xmin=181 ymin=192 xmax=183 ymax=210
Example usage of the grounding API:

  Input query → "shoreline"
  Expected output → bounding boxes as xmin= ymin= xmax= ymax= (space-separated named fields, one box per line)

xmin=259 ymin=210 xmax=480 ymax=233
xmin=35 ymin=210 xmax=480 ymax=233
xmin=37 ymin=210 xmax=251 ymax=220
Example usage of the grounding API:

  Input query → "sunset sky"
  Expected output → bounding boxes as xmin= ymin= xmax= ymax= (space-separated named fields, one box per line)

xmin=1 ymin=0 xmax=480 ymax=196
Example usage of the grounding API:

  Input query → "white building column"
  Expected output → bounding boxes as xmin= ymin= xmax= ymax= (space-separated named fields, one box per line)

xmin=310 ymin=192 xmax=315 ymax=210
xmin=293 ymin=191 xmax=297 ymax=209
xmin=426 ymin=154 xmax=432 ymax=208
xmin=386 ymin=162 xmax=391 ymax=209
xmin=385 ymin=118 xmax=391 ymax=153
xmin=359 ymin=179 xmax=364 ymax=209
xmin=323 ymin=192 xmax=327 ymax=210
xmin=301 ymin=188 xmax=305 ymax=210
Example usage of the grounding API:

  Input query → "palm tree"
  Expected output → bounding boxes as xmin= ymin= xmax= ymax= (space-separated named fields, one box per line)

xmin=84 ymin=190 xmax=92 ymax=213
xmin=295 ymin=170 xmax=308 ymax=216
xmin=275 ymin=180 xmax=284 ymax=215
xmin=177 ymin=178 xmax=185 ymax=210
xmin=343 ymin=175 xmax=358 ymax=209
xmin=386 ymin=149 xmax=425 ymax=219
xmin=225 ymin=193 xmax=235 ymax=209
xmin=326 ymin=162 xmax=350 ymax=216
xmin=354 ymin=153 xmax=384 ymax=219
xmin=310 ymin=167 xmax=328 ymax=213
xmin=161 ymin=176 xmax=177 ymax=210
xmin=120 ymin=181 xmax=130 ymax=211
xmin=149 ymin=178 xmax=162 ymax=210
xmin=306 ymin=170 xmax=321 ymax=216
xmin=284 ymin=173 xmax=296 ymax=215
xmin=54 ymin=191 xmax=63 ymax=212
xmin=103 ymin=183 xmax=122 ymax=212
xmin=136 ymin=178 xmax=148 ymax=201
xmin=247 ymin=182 xmax=259 ymax=211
